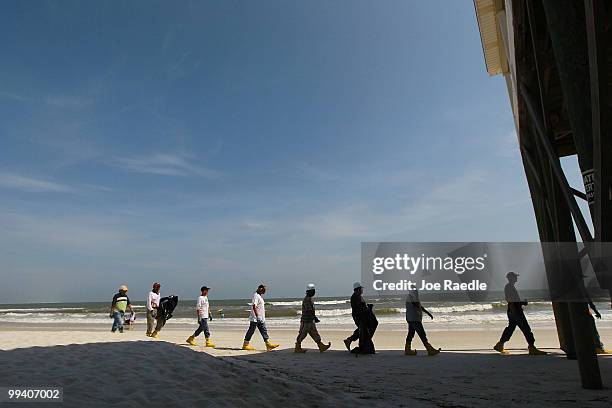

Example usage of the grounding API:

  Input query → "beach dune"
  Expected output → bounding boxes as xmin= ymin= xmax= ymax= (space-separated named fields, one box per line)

xmin=1 ymin=326 xmax=611 ymax=407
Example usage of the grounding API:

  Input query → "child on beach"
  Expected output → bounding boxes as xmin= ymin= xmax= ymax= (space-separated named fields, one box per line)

xmin=242 ymin=284 xmax=279 ymax=351
xmin=404 ymin=289 xmax=440 ymax=356
xmin=186 ymin=286 xmax=215 ymax=348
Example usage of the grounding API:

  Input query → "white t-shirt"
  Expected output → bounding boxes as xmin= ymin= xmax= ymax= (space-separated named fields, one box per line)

xmin=249 ymin=292 xmax=265 ymax=322
xmin=196 ymin=295 xmax=209 ymax=319
xmin=147 ymin=291 xmax=161 ymax=311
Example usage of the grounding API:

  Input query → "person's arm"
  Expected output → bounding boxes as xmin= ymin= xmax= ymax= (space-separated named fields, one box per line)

xmin=589 ymin=301 xmax=602 ymax=319
xmin=110 ymin=295 xmax=117 ymax=314
xmin=252 ymin=296 xmax=260 ymax=320
xmin=127 ymin=297 xmax=133 ymax=312
xmin=421 ymin=305 xmax=433 ymax=320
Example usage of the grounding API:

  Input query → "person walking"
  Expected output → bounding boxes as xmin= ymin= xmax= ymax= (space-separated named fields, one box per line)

xmin=110 ymin=285 xmax=133 ymax=333
xmin=150 ymin=295 xmax=179 ymax=338
xmin=146 ymin=282 xmax=161 ymax=337
xmin=242 ymin=284 xmax=279 ymax=351
xmin=494 ymin=272 xmax=547 ymax=355
xmin=294 ymin=283 xmax=330 ymax=353
xmin=187 ymin=286 xmax=215 ymax=348
xmin=404 ymin=289 xmax=440 ymax=356
xmin=343 ymin=282 xmax=377 ymax=354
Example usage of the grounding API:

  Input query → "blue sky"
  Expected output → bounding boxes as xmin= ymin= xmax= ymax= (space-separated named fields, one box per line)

xmin=0 ymin=1 xmax=571 ymax=302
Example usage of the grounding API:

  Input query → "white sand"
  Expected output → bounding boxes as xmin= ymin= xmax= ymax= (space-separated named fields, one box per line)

xmin=1 ymin=325 xmax=611 ymax=407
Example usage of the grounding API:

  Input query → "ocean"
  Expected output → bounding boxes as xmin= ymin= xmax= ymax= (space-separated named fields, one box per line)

xmin=2 ymin=297 xmax=611 ymax=329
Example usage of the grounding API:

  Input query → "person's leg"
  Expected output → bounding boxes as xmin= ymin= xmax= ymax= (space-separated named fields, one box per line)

xmin=201 ymin=318 xmax=210 ymax=339
xmin=244 ymin=321 xmax=257 ymax=342
xmin=296 ymin=322 xmax=308 ymax=344
xmin=515 ymin=312 xmax=535 ymax=346
xmin=146 ymin=310 xmax=155 ymax=335
xmin=414 ymin=322 xmax=428 ymax=345
xmin=500 ymin=316 xmax=517 ymax=343
xmin=193 ymin=318 xmax=205 ymax=338
xmin=257 ymin=320 xmax=270 ymax=341
xmin=349 ymin=327 xmax=360 ymax=342
xmin=308 ymin=322 xmax=322 ymax=344
xmin=154 ymin=316 xmax=166 ymax=333
xmin=590 ymin=315 xmax=604 ymax=349
xmin=112 ymin=311 xmax=121 ymax=332
xmin=117 ymin=312 xmax=124 ymax=332
xmin=406 ymin=322 xmax=416 ymax=343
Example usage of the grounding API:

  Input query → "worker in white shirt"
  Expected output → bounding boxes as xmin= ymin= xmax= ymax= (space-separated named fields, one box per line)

xmin=146 ymin=282 xmax=161 ymax=336
xmin=242 ymin=284 xmax=279 ymax=351
xmin=187 ymin=286 xmax=215 ymax=348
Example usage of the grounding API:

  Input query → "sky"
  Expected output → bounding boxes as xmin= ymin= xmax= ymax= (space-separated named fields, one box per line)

xmin=0 ymin=1 xmax=587 ymax=303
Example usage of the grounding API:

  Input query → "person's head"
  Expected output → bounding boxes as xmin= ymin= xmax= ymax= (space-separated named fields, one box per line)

xmin=119 ymin=285 xmax=128 ymax=294
xmin=257 ymin=284 xmax=267 ymax=295
xmin=201 ymin=286 xmax=210 ymax=296
xmin=306 ymin=283 xmax=316 ymax=297
xmin=506 ymin=271 xmax=519 ymax=284
xmin=353 ymin=282 xmax=363 ymax=295
xmin=152 ymin=282 xmax=161 ymax=293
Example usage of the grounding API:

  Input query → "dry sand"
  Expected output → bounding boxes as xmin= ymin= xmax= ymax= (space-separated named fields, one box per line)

xmin=1 ymin=324 xmax=611 ymax=407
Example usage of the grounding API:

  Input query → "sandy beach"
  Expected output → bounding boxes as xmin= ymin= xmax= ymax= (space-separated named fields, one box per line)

xmin=2 ymin=323 xmax=611 ymax=407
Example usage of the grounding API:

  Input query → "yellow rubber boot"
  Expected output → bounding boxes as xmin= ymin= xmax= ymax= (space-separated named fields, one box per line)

xmin=205 ymin=338 xmax=216 ymax=348
xmin=265 ymin=340 xmax=279 ymax=351
xmin=425 ymin=342 xmax=441 ymax=356
xmin=493 ymin=341 xmax=509 ymax=354
xmin=186 ymin=336 xmax=197 ymax=346
xmin=404 ymin=342 xmax=417 ymax=356
xmin=150 ymin=331 xmax=159 ymax=339
xmin=528 ymin=345 xmax=547 ymax=355
xmin=317 ymin=341 xmax=331 ymax=353
xmin=242 ymin=341 xmax=256 ymax=351
xmin=294 ymin=342 xmax=307 ymax=353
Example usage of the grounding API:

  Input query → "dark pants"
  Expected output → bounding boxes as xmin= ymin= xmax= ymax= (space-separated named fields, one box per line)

xmin=244 ymin=320 xmax=269 ymax=342
xmin=154 ymin=315 xmax=166 ymax=333
xmin=500 ymin=310 xmax=535 ymax=346
xmin=348 ymin=327 xmax=360 ymax=342
xmin=194 ymin=318 xmax=210 ymax=339
xmin=406 ymin=321 xmax=428 ymax=344
xmin=590 ymin=315 xmax=604 ymax=349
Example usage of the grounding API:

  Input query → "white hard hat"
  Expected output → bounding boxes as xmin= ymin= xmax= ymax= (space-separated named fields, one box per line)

xmin=306 ymin=283 xmax=315 ymax=290
xmin=353 ymin=282 xmax=363 ymax=290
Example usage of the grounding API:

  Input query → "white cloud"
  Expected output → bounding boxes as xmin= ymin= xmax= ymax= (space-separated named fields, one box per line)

xmin=0 ymin=173 xmax=74 ymax=193
xmin=112 ymin=153 xmax=221 ymax=178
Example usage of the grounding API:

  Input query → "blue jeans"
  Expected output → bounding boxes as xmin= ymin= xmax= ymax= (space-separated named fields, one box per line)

xmin=112 ymin=311 xmax=124 ymax=332
xmin=194 ymin=318 xmax=210 ymax=339
xmin=244 ymin=320 xmax=269 ymax=342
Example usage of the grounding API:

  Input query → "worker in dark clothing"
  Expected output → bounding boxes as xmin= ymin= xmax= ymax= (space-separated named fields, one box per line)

xmin=494 ymin=272 xmax=546 ymax=355
xmin=587 ymin=298 xmax=611 ymax=354
xmin=344 ymin=282 xmax=377 ymax=354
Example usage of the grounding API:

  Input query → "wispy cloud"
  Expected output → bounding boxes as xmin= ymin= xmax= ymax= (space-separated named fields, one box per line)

xmin=112 ymin=153 xmax=221 ymax=178
xmin=0 ymin=173 xmax=74 ymax=193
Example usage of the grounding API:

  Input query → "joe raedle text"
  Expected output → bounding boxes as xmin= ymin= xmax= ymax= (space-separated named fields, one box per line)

xmin=372 ymin=279 xmax=488 ymax=292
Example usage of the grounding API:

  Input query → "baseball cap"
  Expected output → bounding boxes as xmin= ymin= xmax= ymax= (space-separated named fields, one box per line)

xmin=353 ymin=281 xmax=363 ymax=290
xmin=306 ymin=283 xmax=315 ymax=290
xmin=506 ymin=271 xmax=519 ymax=279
